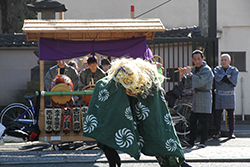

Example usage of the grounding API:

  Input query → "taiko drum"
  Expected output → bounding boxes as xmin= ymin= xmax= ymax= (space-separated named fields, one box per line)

xmin=82 ymin=84 xmax=95 ymax=106
xmin=49 ymin=75 xmax=74 ymax=105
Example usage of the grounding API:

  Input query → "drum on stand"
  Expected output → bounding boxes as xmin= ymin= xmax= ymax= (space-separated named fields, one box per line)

xmin=82 ymin=84 xmax=95 ymax=106
xmin=49 ymin=75 xmax=74 ymax=105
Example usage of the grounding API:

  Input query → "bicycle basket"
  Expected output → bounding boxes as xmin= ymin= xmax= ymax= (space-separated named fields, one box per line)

xmin=151 ymin=55 xmax=165 ymax=74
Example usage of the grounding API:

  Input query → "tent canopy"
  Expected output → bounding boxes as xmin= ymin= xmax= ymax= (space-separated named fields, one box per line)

xmin=23 ymin=18 xmax=165 ymax=60
xmin=39 ymin=36 xmax=153 ymax=60
xmin=23 ymin=19 xmax=165 ymax=41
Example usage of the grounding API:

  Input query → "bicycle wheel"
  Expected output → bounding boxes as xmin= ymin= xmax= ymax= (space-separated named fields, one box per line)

xmin=171 ymin=102 xmax=192 ymax=136
xmin=0 ymin=103 xmax=34 ymax=129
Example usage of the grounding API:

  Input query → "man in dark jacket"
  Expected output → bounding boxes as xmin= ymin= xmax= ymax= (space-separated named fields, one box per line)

xmin=79 ymin=56 xmax=106 ymax=90
xmin=44 ymin=60 xmax=79 ymax=104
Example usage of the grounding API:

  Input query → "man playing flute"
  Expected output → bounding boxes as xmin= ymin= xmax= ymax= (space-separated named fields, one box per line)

xmin=178 ymin=50 xmax=214 ymax=148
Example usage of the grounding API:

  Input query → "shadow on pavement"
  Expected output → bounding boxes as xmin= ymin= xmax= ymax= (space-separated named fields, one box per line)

xmin=18 ymin=141 xmax=99 ymax=151
xmin=19 ymin=143 xmax=51 ymax=151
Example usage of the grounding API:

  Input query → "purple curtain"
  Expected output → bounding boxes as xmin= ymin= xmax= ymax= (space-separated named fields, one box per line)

xmin=39 ymin=36 xmax=153 ymax=60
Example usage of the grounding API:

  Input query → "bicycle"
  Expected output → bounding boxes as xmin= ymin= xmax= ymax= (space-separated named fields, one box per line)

xmin=170 ymin=99 xmax=192 ymax=137
xmin=0 ymin=94 xmax=39 ymax=129
xmin=166 ymin=86 xmax=193 ymax=138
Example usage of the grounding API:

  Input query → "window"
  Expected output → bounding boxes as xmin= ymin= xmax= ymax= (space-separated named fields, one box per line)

xmin=221 ymin=52 xmax=246 ymax=71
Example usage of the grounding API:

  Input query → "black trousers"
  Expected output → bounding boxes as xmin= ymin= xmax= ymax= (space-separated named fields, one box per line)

xmin=189 ymin=112 xmax=211 ymax=145
xmin=104 ymin=145 xmax=185 ymax=167
xmin=214 ymin=109 xmax=235 ymax=134
xmin=103 ymin=145 xmax=121 ymax=167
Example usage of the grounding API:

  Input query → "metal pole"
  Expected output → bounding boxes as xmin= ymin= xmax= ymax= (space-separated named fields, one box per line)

xmin=208 ymin=0 xmax=217 ymax=38
xmin=241 ymin=77 xmax=244 ymax=121
xmin=36 ymin=90 xmax=93 ymax=96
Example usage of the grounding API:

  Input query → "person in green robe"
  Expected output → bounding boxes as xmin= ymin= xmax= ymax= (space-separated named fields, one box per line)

xmin=83 ymin=58 xmax=185 ymax=167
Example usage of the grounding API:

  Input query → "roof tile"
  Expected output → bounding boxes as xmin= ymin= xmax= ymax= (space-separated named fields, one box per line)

xmin=0 ymin=25 xmax=203 ymax=47
xmin=155 ymin=25 xmax=204 ymax=38
xmin=0 ymin=34 xmax=38 ymax=47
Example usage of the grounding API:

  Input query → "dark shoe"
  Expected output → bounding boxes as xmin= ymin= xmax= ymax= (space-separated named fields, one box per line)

xmin=182 ymin=140 xmax=194 ymax=148
xmin=213 ymin=132 xmax=221 ymax=139
xmin=181 ymin=161 xmax=192 ymax=167
xmin=103 ymin=145 xmax=121 ymax=167
xmin=116 ymin=160 xmax=121 ymax=167
xmin=197 ymin=143 xmax=205 ymax=148
xmin=229 ymin=133 xmax=236 ymax=139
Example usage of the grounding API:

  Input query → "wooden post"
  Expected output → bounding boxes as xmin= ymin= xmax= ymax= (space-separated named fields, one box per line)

xmin=131 ymin=5 xmax=134 ymax=19
xmin=40 ymin=60 xmax=45 ymax=110
xmin=59 ymin=12 xmax=64 ymax=20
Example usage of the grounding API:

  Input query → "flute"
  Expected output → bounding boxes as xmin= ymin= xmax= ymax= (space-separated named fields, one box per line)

xmin=174 ymin=63 xmax=203 ymax=73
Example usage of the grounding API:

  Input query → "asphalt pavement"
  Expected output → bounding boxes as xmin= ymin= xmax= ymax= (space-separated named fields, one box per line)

xmin=0 ymin=124 xmax=249 ymax=166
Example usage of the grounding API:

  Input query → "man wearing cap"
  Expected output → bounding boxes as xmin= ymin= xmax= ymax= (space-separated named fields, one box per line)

xmin=213 ymin=53 xmax=239 ymax=139
xmin=178 ymin=50 xmax=214 ymax=148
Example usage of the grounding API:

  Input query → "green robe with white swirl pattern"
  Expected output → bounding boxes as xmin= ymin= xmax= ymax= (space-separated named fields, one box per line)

xmin=83 ymin=77 xmax=185 ymax=166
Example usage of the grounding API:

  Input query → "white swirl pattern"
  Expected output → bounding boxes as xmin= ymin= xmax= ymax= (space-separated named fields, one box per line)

xmin=125 ymin=107 xmax=133 ymax=121
xmin=83 ymin=115 xmax=98 ymax=133
xmin=115 ymin=128 xmax=134 ymax=148
xmin=160 ymin=91 xmax=167 ymax=103
xmin=135 ymin=102 xmax=150 ymax=121
xmin=137 ymin=135 xmax=144 ymax=150
xmin=133 ymin=121 xmax=137 ymax=130
xmin=98 ymin=89 xmax=109 ymax=102
xmin=164 ymin=113 xmax=172 ymax=125
xmin=165 ymin=138 xmax=177 ymax=152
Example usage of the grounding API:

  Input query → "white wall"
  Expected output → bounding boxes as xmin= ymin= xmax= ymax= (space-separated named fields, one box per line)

xmin=58 ymin=0 xmax=198 ymax=29
xmin=217 ymin=0 xmax=250 ymax=30
xmin=0 ymin=49 xmax=38 ymax=106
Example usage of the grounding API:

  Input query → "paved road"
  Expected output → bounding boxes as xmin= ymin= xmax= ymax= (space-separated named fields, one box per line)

xmin=0 ymin=124 xmax=249 ymax=166
xmin=1 ymin=136 xmax=250 ymax=166
xmin=1 ymin=162 xmax=250 ymax=167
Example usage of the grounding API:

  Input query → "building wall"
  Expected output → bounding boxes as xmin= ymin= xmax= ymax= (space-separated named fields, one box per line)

xmin=217 ymin=0 xmax=250 ymax=29
xmin=0 ymin=48 xmax=38 ymax=107
xmin=56 ymin=0 xmax=250 ymax=115
xmin=57 ymin=0 xmax=198 ymax=29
